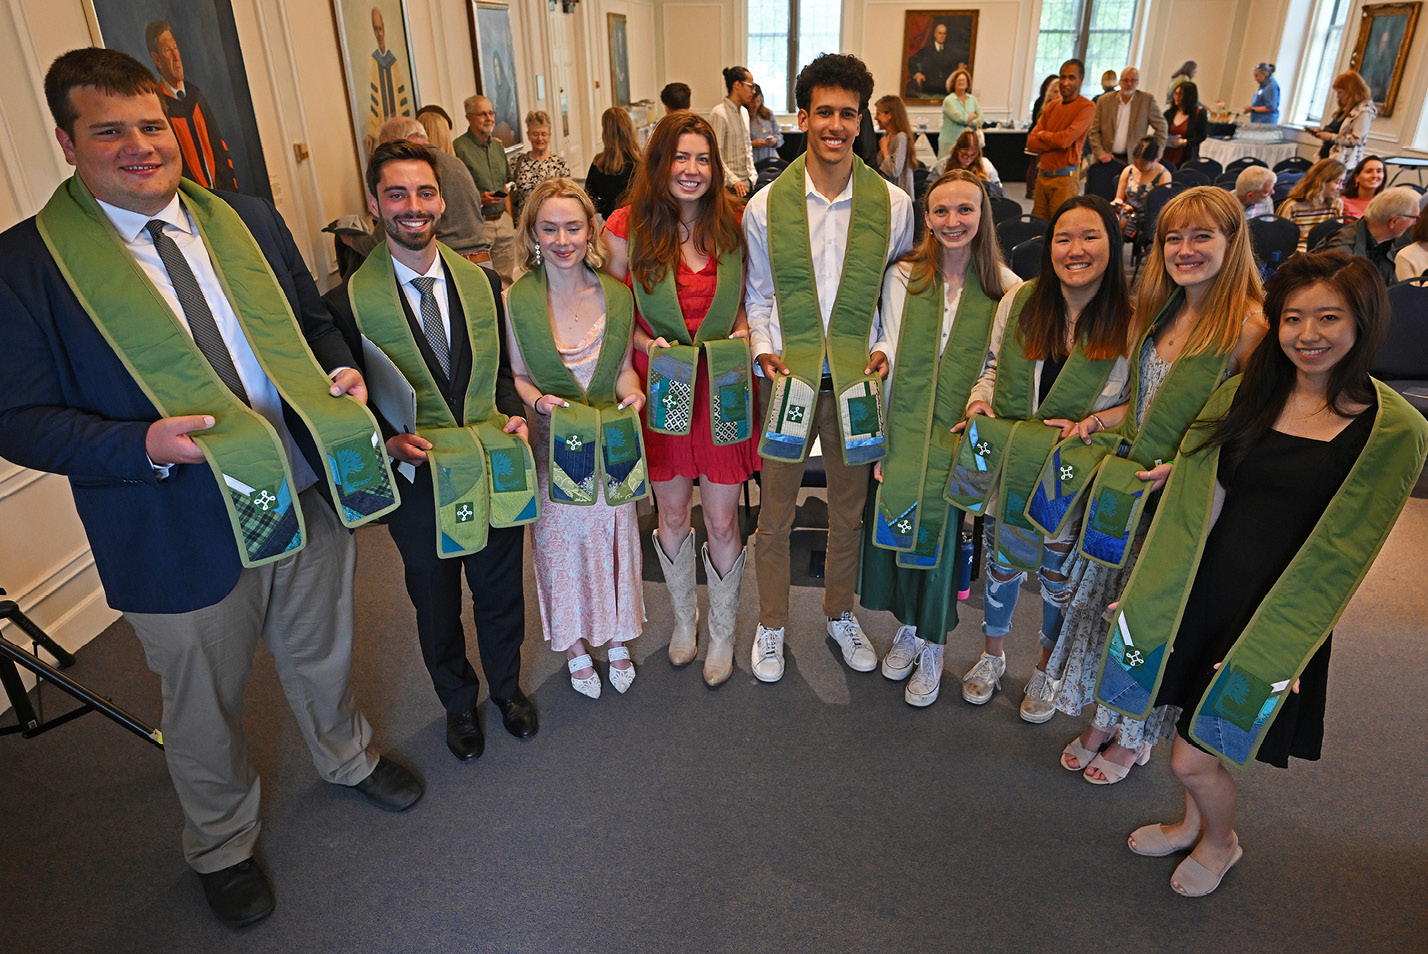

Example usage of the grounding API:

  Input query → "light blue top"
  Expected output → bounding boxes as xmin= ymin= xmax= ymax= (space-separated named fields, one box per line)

xmin=750 ymin=113 xmax=784 ymax=163
xmin=1250 ymin=77 xmax=1280 ymax=124
xmin=939 ymin=92 xmax=980 ymax=159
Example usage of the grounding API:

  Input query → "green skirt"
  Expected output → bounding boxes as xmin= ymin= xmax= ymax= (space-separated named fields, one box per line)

xmin=857 ymin=489 xmax=965 ymax=643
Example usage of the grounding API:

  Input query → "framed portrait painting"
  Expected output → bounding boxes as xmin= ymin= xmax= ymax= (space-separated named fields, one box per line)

xmin=83 ymin=0 xmax=271 ymax=199
xmin=470 ymin=2 xmax=523 ymax=148
xmin=900 ymin=10 xmax=978 ymax=104
xmin=1350 ymin=2 xmax=1421 ymax=117
xmin=607 ymin=13 xmax=630 ymax=108
xmin=332 ymin=0 xmax=421 ymax=160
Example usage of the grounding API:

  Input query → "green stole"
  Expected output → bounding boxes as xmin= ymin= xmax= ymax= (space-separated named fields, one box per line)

xmin=348 ymin=243 xmax=539 ymax=558
xmin=35 ymin=175 xmax=397 ymax=568
xmin=872 ymin=264 xmax=996 ymax=569
xmin=507 ymin=268 xmax=649 ymax=506
xmin=760 ymin=154 xmax=890 ymax=465
xmin=1095 ymin=378 xmax=1427 ymax=767
xmin=628 ymin=227 xmax=752 ymax=445
xmin=1027 ymin=290 xmax=1232 ymax=567
xmin=944 ymin=280 xmax=1118 ymax=571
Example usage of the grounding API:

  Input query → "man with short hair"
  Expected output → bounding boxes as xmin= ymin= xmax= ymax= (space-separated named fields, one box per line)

xmin=453 ymin=94 xmax=516 ymax=286
xmin=1320 ymin=186 xmax=1421 ymax=283
xmin=744 ymin=53 xmax=914 ymax=683
xmin=144 ymin=19 xmax=236 ymax=190
xmin=1027 ymin=59 xmax=1094 ymax=220
xmin=376 ymin=115 xmax=490 ymax=265
xmin=660 ymin=82 xmax=691 ymax=113
xmin=0 ymin=48 xmax=421 ymax=927
xmin=1235 ymin=166 xmax=1278 ymax=218
xmin=709 ymin=66 xmax=757 ymax=197
xmin=904 ymin=22 xmax=965 ymax=99
xmin=1244 ymin=63 xmax=1280 ymax=124
xmin=1089 ymin=67 xmax=1167 ymax=165
xmin=330 ymin=139 xmax=537 ymax=763
xmin=1093 ymin=69 xmax=1118 ymax=101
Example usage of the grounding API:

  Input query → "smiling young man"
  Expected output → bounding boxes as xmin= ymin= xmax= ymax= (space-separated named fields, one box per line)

xmin=1027 ymin=58 xmax=1095 ymax=220
xmin=743 ymin=53 xmax=915 ymax=683
xmin=0 ymin=48 xmax=421 ymax=926
xmin=332 ymin=139 xmax=538 ymax=763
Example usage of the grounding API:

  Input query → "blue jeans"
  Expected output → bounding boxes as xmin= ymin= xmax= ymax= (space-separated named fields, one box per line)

xmin=981 ymin=516 xmax=1076 ymax=651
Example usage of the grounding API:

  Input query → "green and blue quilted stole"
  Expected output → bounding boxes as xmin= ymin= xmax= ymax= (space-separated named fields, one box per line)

xmin=37 ymin=176 xmax=397 ymax=568
xmin=1096 ymin=378 xmax=1426 ymax=766
xmin=872 ymin=265 xmax=996 ymax=569
xmin=760 ymin=154 xmax=890 ymax=465
xmin=508 ymin=268 xmax=649 ymax=506
xmin=349 ymin=243 xmax=537 ymax=558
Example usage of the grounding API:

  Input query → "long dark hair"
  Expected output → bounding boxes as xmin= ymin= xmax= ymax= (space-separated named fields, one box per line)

xmin=1017 ymin=195 xmax=1132 ymax=362
xmin=1174 ymin=81 xmax=1200 ymax=116
xmin=1194 ymin=252 xmax=1385 ymax=465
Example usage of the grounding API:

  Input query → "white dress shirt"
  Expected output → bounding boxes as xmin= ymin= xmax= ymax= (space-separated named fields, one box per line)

xmin=1113 ymin=94 xmax=1133 ymax=156
xmin=392 ymin=254 xmax=452 ymax=348
xmin=709 ymin=97 xmax=756 ymax=189
xmin=744 ymin=168 xmax=915 ymax=370
xmin=98 ymin=194 xmax=317 ymax=489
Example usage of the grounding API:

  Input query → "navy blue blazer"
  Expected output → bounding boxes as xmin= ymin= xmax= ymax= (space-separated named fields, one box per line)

xmin=0 ymin=187 xmax=356 ymax=614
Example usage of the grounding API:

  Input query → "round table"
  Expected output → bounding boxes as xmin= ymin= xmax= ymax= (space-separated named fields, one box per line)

xmin=1199 ymin=138 xmax=1301 ymax=169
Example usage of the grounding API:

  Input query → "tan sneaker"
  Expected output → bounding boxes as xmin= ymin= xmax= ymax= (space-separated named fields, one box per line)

xmin=961 ymin=652 xmax=1006 ymax=705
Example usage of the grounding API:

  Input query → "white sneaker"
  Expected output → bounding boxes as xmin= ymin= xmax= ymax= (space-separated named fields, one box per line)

xmin=826 ymin=612 xmax=877 ymax=672
xmin=752 ymin=624 xmax=785 ymax=683
xmin=1019 ymin=667 xmax=1060 ymax=724
xmin=961 ymin=652 xmax=1006 ymax=705
xmin=905 ymin=642 xmax=944 ymax=707
xmin=881 ymin=625 xmax=924 ymax=681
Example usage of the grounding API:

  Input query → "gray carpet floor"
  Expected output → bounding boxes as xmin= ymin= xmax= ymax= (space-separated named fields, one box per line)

xmin=3 ymin=497 xmax=1427 ymax=953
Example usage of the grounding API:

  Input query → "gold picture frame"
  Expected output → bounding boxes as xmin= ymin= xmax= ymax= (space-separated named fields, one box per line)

xmin=1350 ymin=2 xmax=1421 ymax=118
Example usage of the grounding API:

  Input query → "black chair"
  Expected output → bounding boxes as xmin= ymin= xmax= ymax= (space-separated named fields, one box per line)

xmin=1083 ymin=159 xmax=1126 ymax=201
xmin=1171 ymin=170 xmax=1211 ymax=187
xmin=1010 ymin=235 xmax=1044 ymax=280
xmin=996 ymin=214 xmax=1048 ymax=258
xmin=1214 ymin=174 xmax=1239 ymax=191
xmin=1372 ymin=278 xmax=1428 ymax=417
xmin=1273 ymin=156 xmax=1314 ymax=174
xmin=1248 ymin=214 xmax=1300 ymax=272
xmin=1159 ymin=158 xmax=1176 ymax=173
xmin=1183 ymin=157 xmax=1223 ymax=180
xmin=1224 ymin=156 xmax=1267 ymax=175
xmin=1306 ymin=216 xmax=1352 ymax=252
xmin=1131 ymin=182 xmax=1190 ymax=273
xmin=989 ymin=195 xmax=1023 ymax=224
xmin=1272 ymin=172 xmax=1303 ymax=206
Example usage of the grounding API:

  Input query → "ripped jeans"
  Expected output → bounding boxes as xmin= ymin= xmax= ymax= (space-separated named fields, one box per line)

xmin=981 ymin=515 xmax=1077 ymax=650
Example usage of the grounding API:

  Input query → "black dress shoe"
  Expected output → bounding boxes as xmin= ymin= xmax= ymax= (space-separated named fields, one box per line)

xmin=446 ymin=709 xmax=485 ymax=761
xmin=198 ymin=858 xmax=274 ymax=927
xmin=349 ymin=756 xmax=423 ymax=811
xmin=490 ymin=689 xmax=539 ymax=739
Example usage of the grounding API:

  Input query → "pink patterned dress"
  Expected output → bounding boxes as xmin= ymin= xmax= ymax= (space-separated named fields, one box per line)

xmin=529 ymin=314 xmax=644 ymax=651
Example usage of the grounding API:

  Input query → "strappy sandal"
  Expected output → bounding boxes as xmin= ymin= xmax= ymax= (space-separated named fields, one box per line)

xmin=1171 ymin=834 xmax=1242 ymax=897
xmin=607 ymin=645 xmax=636 ymax=694
xmin=1060 ymin=732 xmax=1105 ymax=772
xmin=568 ymin=654 xmax=601 ymax=699
xmin=1084 ymin=741 xmax=1152 ymax=785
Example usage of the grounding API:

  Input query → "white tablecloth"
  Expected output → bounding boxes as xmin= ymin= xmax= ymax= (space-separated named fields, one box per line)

xmin=1199 ymin=138 xmax=1301 ymax=168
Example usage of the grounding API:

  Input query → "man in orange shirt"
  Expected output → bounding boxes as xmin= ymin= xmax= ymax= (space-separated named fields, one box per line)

xmin=1026 ymin=59 xmax=1094 ymax=220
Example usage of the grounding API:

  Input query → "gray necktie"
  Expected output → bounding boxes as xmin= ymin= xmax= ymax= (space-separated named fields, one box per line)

xmin=144 ymin=219 xmax=249 ymax=404
xmin=410 ymin=276 xmax=451 ymax=378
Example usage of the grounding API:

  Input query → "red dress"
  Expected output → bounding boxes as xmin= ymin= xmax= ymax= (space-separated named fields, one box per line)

xmin=604 ymin=206 xmax=760 ymax=484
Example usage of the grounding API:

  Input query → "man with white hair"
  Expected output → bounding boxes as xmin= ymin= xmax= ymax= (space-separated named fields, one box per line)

xmin=377 ymin=116 xmax=491 ymax=265
xmin=1320 ymin=186 xmax=1422 ymax=283
xmin=1235 ymin=166 xmax=1277 ymax=219
xmin=453 ymin=94 xmax=516 ymax=286
xmin=1088 ymin=67 xmax=1167 ymax=165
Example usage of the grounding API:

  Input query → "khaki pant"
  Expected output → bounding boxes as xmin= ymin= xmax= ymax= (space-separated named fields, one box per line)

xmin=484 ymin=211 xmax=518 ymax=288
xmin=1032 ymin=172 xmax=1080 ymax=221
xmin=754 ymin=384 xmax=872 ymax=628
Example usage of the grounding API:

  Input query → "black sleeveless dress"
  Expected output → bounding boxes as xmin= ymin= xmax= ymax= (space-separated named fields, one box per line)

xmin=1153 ymin=407 xmax=1375 ymax=767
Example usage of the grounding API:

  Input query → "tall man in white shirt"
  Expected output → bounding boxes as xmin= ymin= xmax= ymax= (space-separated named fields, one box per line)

xmin=1088 ymin=67 xmax=1167 ymax=165
xmin=743 ymin=53 xmax=915 ymax=682
xmin=709 ymin=65 xmax=757 ymax=197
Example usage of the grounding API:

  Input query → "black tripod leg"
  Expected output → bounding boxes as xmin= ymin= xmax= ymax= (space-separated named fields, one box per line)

xmin=0 ymin=599 xmax=75 ymax=668
xmin=0 ymin=636 xmax=162 ymax=747
xmin=0 ymin=657 xmax=42 ymax=735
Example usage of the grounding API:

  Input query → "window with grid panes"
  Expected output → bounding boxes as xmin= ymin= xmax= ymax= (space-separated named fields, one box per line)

xmin=746 ymin=0 xmax=842 ymax=115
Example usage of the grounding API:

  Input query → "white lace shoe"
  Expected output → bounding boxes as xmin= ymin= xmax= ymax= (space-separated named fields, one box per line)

xmin=961 ymin=652 xmax=1006 ymax=705
xmin=826 ymin=612 xmax=877 ymax=672
xmin=881 ymin=625 xmax=924 ymax=681
xmin=1019 ymin=666 xmax=1060 ymax=724
xmin=751 ymin=624 xmax=785 ymax=683
xmin=568 ymin=653 xmax=601 ymax=699
xmin=905 ymin=642 xmax=945 ymax=707
xmin=607 ymin=645 xmax=636 ymax=694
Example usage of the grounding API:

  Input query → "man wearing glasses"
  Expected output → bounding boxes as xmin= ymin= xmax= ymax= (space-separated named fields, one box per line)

xmin=710 ymin=66 xmax=757 ymax=197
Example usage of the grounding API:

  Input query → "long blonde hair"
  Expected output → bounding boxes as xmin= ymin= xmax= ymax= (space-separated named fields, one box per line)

xmin=904 ymin=169 xmax=1007 ymax=299
xmin=416 ymin=111 xmax=455 ymax=155
xmin=1132 ymin=186 xmax=1263 ymax=358
xmin=517 ymin=177 xmax=606 ymax=271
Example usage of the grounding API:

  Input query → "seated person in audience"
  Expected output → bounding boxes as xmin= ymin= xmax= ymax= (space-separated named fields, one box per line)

xmin=1276 ymin=158 xmax=1346 ymax=249
xmin=1234 ymin=166 xmax=1277 ymax=219
xmin=948 ymin=129 xmax=1004 ymax=197
xmin=1396 ymin=202 xmax=1428 ymax=282
xmin=1339 ymin=155 xmax=1385 ymax=221
xmin=585 ymin=106 xmax=642 ymax=220
xmin=1111 ymin=136 xmax=1171 ymax=238
xmin=1319 ymin=186 xmax=1420 ymax=284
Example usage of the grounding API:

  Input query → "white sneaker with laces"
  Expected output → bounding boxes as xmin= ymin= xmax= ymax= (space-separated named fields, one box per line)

xmin=752 ymin=624 xmax=785 ymax=683
xmin=826 ymin=612 xmax=877 ymax=672
xmin=905 ymin=642 xmax=944 ymax=707
xmin=961 ymin=651 xmax=1006 ymax=705
xmin=881 ymin=625 xmax=924 ymax=681
xmin=1019 ymin=666 xmax=1060 ymax=724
